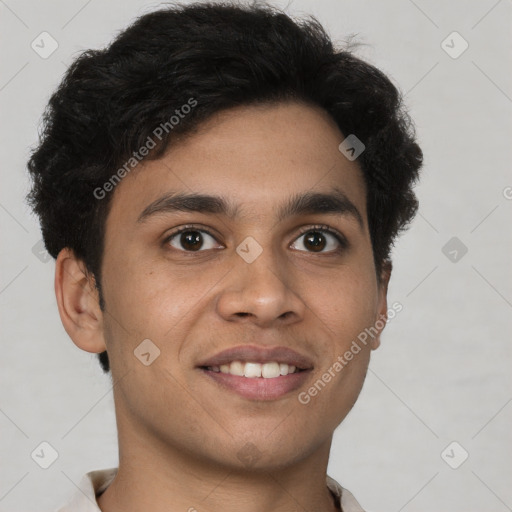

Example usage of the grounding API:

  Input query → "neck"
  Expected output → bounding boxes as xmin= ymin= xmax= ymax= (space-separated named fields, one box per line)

xmin=97 ymin=420 xmax=338 ymax=512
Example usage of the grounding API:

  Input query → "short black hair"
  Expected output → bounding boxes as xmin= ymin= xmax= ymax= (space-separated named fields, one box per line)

xmin=26 ymin=1 xmax=423 ymax=374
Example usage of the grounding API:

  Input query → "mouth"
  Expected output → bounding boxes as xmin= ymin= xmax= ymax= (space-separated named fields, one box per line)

xmin=196 ymin=345 xmax=314 ymax=401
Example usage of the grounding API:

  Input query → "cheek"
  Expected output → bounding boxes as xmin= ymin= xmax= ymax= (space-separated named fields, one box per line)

xmin=308 ymin=265 xmax=379 ymax=343
xmin=101 ymin=255 xmax=223 ymax=363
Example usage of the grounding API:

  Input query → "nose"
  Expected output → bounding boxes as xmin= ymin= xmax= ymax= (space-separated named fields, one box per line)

xmin=215 ymin=243 xmax=306 ymax=328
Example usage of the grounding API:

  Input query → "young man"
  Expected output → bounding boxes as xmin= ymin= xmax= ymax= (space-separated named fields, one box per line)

xmin=27 ymin=2 xmax=422 ymax=511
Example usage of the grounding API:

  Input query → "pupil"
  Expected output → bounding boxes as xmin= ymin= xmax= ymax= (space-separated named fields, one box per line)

xmin=305 ymin=231 xmax=325 ymax=252
xmin=182 ymin=231 xmax=202 ymax=250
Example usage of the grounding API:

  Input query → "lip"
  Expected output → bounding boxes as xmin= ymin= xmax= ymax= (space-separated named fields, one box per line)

xmin=199 ymin=368 xmax=313 ymax=401
xmin=196 ymin=345 xmax=314 ymax=370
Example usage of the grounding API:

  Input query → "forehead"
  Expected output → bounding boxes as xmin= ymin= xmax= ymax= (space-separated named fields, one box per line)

xmin=105 ymin=101 xmax=368 ymax=229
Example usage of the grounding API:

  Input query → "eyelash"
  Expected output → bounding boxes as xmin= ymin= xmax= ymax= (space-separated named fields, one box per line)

xmin=163 ymin=224 xmax=348 ymax=254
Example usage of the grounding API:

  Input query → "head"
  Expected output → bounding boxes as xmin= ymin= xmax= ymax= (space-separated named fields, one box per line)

xmin=27 ymin=2 xmax=421 ymax=470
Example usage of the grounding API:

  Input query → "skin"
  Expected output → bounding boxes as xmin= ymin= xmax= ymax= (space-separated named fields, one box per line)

xmin=55 ymin=101 xmax=391 ymax=512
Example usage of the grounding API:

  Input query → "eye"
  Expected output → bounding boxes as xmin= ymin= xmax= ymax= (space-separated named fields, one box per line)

xmin=164 ymin=226 xmax=221 ymax=252
xmin=290 ymin=225 xmax=347 ymax=253
xmin=163 ymin=224 xmax=347 ymax=254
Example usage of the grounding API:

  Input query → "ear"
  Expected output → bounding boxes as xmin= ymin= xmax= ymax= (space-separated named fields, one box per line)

xmin=54 ymin=248 xmax=107 ymax=354
xmin=370 ymin=260 xmax=392 ymax=350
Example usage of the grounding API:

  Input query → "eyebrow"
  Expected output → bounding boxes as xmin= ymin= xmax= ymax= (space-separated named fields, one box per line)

xmin=137 ymin=187 xmax=363 ymax=228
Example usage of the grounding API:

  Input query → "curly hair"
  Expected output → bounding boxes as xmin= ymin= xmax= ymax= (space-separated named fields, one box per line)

xmin=26 ymin=1 xmax=423 ymax=374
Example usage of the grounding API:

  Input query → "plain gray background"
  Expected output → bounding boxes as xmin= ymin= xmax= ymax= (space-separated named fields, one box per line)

xmin=1 ymin=0 xmax=511 ymax=511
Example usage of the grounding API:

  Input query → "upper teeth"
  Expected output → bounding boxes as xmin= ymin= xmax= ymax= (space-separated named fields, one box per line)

xmin=207 ymin=361 xmax=298 ymax=378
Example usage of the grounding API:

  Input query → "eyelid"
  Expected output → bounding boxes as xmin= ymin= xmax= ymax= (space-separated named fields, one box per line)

xmin=164 ymin=224 xmax=218 ymax=238
xmin=293 ymin=224 xmax=349 ymax=250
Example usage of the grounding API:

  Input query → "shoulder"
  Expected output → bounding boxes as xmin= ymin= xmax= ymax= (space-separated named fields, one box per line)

xmin=55 ymin=467 xmax=118 ymax=512
xmin=326 ymin=475 xmax=367 ymax=512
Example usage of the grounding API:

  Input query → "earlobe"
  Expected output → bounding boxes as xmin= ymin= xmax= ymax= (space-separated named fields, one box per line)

xmin=371 ymin=261 xmax=393 ymax=350
xmin=54 ymin=248 xmax=107 ymax=354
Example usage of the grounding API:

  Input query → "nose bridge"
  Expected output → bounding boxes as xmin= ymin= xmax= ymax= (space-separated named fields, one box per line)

xmin=215 ymin=233 xmax=303 ymax=324
xmin=236 ymin=233 xmax=288 ymax=296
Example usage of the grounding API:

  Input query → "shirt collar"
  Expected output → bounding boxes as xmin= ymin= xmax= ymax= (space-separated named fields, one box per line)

xmin=57 ymin=468 xmax=366 ymax=512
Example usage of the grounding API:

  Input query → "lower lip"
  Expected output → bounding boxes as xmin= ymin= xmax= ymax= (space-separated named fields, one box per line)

xmin=199 ymin=368 xmax=312 ymax=401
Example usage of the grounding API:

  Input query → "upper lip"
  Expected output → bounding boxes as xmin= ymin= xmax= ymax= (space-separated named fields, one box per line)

xmin=197 ymin=345 xmax=314 ymax=370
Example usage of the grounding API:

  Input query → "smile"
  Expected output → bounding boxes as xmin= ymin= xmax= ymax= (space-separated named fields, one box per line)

xmin=205 ymin=361 xmax=302 ymax=378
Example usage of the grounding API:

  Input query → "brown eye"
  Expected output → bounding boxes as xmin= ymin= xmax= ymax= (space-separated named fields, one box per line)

xmin=290 ymin=227 xmax=346 ymax=253
xmin=166 ymin=228 xmax=219 ymax=252
xmin=303 ymin=231 xmax=327 ymax=252
xmin=180 ymin=231 xmax=203 ymax=251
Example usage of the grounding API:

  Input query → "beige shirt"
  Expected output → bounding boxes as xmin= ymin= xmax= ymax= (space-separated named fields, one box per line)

xmin=56 ymin=467 xmax=366 ymax=512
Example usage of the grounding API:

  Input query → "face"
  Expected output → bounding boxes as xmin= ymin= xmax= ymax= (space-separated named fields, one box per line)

xmin=80 ymin=102 xmax=390 ymax=470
